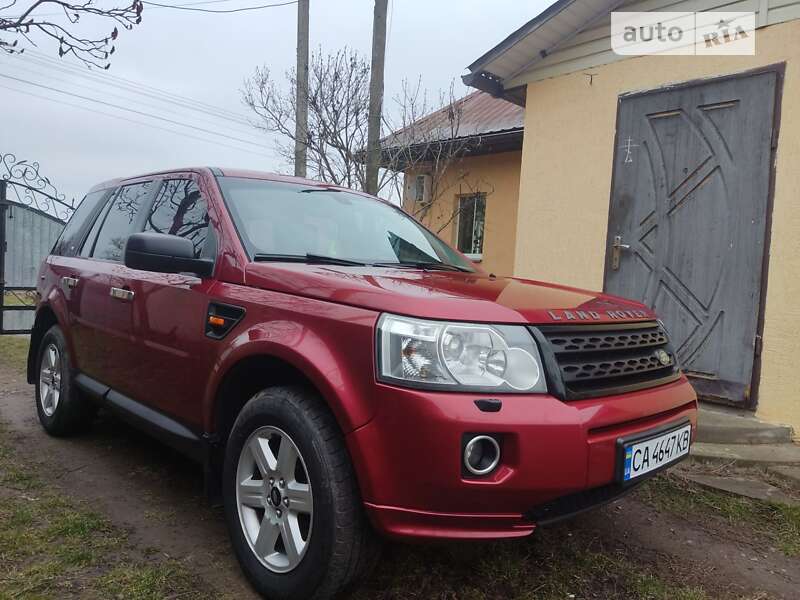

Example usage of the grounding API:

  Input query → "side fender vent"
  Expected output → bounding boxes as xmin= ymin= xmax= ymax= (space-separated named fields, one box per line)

xmin=206 ymin=302 xmax=245 ymax=340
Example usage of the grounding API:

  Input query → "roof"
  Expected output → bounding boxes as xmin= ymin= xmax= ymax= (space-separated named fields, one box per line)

xmin=386 ymin=91 xmax=523 ymax=145
xmin=89 ymin=167 xmax=359 ymax=195
xmin=463 ymin=0 xmax=625 ymax=105
xmin=380 ymin=91 xmax=524 ymax=167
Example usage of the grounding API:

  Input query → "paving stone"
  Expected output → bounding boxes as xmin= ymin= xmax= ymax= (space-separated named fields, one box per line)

xmin=767 ymin=465 xmax=800 ymax=488
xmin=697 ymin=405 xmax=794 ymax=445
xmin=682 ymin=472 xmax=799 ymax=506
xmin=690 ymin=442 xmax=800 ymax=467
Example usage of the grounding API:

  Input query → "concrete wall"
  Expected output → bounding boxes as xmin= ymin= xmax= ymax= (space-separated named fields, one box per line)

xmin=403 ymin=150 xmax=522 ymax=276
xmin=514 ymin=18 xmax=800 ymax=430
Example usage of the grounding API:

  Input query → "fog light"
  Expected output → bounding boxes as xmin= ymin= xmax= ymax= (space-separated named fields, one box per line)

xmin=463 ymin=435 xmax=500 ymax=476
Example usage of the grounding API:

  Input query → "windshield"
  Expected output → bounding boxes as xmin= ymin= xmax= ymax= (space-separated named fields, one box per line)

xmin=217 ymin=177 xmax=475 ymax=271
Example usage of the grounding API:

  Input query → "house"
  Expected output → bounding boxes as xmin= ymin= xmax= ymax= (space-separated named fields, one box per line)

xmin=384 ymin=91 xmax=524 ymax=275
xmin=462 ymin=0 xmax=800 ymax=431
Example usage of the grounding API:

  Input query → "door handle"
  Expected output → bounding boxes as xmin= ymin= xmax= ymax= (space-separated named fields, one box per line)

xmin=611 ymin=235 xmax=631 ymax=271
xmin=61 ymin=276 xmax=79 ymax=289
xmin=110 ymin=287 xmax=134 ymax=302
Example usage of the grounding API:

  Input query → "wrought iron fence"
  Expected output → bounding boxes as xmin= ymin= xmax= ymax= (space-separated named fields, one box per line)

xmin=1 ymin=153 xmax=77 ymax=221
xmin=0 ymin=155 xmax=72 ymax=334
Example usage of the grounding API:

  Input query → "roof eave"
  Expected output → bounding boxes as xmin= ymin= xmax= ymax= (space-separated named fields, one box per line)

xmin=379 ymin=128 xmax=524 ymax=170
xmin=461 ymin=72 xmax=527 ymax=107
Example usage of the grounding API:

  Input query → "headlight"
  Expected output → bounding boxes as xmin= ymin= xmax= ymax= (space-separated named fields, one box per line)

xmin=376 ymin=314 xmax=547 ymax=393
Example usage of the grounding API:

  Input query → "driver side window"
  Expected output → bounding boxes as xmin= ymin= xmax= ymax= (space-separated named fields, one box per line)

xmin=143 ymin=179 xmax=212 ymax=259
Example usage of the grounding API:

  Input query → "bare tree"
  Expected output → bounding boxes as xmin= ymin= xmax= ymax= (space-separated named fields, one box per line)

xmin=382 ymin=79 xmax=478 ymax=220
xmin=242 ymin=47 xmax=483 ymax=209
xmin=243 ymin=48 xmax=380 ymax=191
xmin=0 ymin=1 xmax=143 ymax=68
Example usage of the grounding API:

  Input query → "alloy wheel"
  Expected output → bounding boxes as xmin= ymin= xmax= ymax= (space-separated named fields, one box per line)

xmin=39 ymin=343 xmax=62 ymax=417
xmin=236 ymin=425 xmax=313 ymax=573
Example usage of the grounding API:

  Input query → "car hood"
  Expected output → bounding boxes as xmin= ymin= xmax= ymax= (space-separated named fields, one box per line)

xmin=243 ymin=263 xmax=654 ymax=325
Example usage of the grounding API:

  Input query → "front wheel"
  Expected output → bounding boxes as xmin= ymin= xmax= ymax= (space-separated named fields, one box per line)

xmin=222 ymin=386 xmax=379 ymax=599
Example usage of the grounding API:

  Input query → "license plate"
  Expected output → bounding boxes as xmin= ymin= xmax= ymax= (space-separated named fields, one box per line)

xmin=621 ymin=423 xmax=692 ymax=482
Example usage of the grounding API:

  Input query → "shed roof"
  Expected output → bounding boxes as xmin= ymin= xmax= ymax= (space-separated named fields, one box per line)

xmin=383 ymin=90 xmax=524 ymax=147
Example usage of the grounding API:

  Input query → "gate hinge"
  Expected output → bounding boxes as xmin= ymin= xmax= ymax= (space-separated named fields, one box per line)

xmin=754 ymin=334 xmax=763 ymax=357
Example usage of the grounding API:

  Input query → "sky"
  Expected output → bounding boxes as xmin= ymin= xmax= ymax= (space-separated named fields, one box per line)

xmin=0 ymin=0 xmax=553 ymax=203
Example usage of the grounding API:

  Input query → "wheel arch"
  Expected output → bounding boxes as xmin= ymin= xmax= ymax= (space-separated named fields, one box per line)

xmin=211 ymin=353 xmax=325 ymax=450
xmin=27 ymin=304 xmax=60 ymax=384
xmin=204 ymin=344 xmax=371 ymax=505
xmin=206 ymin=337 xmax=374 ymax=447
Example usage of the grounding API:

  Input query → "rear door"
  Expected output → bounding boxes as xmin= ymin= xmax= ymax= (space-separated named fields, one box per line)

xmin=77 ymin=181 xmax=155 ymax=391
xmin=604 ymin=69 xmax=779 ymax=406
xmin=43 ymin=188 xmax=112 ymax=367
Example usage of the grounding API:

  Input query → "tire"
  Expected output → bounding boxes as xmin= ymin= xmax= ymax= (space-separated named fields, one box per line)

xmin=222 ymin=386 xmax=379 ymax=599
xmin=34 ymin=325 xmax=96 ymax=436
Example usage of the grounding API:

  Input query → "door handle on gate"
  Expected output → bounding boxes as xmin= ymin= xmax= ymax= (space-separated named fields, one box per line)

xmin=61 ymin=276 xmax=79 ymax=289
xmin=109 ymin=287 xmax=134 ymax=302
xmin=611 ymin=235 xmax=631 ymax=271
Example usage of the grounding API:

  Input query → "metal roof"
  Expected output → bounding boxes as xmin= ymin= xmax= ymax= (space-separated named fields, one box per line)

xmin=383 ymin=90 xmax=524 ymax=147
xmin=463 ymin=0 xmax=626 ymax=104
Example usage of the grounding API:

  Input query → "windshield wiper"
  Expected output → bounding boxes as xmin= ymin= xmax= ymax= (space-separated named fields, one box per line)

xmin=299 ymin=188 xmax=342 ymax=193
xmin=253 ymin=253 xmax=367 ymax=266
xmin=373 ymin=261 xmax=471 ymax=272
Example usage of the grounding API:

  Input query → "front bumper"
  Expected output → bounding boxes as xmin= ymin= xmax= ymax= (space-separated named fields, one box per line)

xmin=346 ymin=376 xmax=697 ymax=540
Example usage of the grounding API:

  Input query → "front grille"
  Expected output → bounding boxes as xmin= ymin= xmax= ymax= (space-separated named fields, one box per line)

xmin=531 ymin=321 xmax=680 ymax=400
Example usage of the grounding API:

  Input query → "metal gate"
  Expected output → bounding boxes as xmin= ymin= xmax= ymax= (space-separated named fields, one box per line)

xmin=603 ymin=67 xmax=781 ymax=408
xmin=1 ymin=156 xmax=75 ymax=335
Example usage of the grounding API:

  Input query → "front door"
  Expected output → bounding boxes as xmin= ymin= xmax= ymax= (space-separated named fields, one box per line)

xmin=604 ymin=68 xmax=780 ymax=407
xmin=120 ymin=177 xmax=219 ymax=429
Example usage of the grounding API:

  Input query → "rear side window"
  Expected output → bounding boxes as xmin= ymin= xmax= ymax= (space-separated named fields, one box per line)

xmin=52 ymin=189 xmax=109 ymax=257
xmin=143 ymin=180 xmax=210 ymax=259
xmin=89 ymin=182 xmax=152 ymax=261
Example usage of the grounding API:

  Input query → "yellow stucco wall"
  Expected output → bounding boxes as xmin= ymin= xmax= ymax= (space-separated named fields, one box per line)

xmin=403 ymin=150 xmax=522 ymax=276
xmin=514 ymin=19 xmax=800 ymax=430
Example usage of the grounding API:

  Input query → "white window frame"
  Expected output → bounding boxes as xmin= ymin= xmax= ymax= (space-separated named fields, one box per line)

xmin=455 ymin=193 xmax=486 ymax=262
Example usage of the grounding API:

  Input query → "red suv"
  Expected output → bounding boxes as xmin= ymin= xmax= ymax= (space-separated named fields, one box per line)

xmin=29 ymin=167 xmax=697 ymax=599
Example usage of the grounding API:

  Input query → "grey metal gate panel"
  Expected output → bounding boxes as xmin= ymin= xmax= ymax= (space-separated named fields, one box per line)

xmin=4 ymin=203 xmax=64 ymax=286
xmin=604 ymin=69 xmax=779 ymax=407
xmin=0 ymin=189 xmax=65 ymax=334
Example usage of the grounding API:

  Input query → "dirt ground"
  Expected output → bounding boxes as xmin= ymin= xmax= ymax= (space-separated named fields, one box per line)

xmin=1 ymin=352 xmax=798 ymax=599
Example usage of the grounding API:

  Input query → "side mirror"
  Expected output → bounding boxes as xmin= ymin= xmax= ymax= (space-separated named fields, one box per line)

xmin=124 ymin=232 xmax=213 ymax=278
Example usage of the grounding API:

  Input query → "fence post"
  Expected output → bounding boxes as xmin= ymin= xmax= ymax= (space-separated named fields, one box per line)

xmin=0 ymin=180 xmax=7 ymax=334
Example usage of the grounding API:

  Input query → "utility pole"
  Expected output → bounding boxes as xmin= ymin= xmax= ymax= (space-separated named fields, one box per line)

xmin=365 ymin=0 xmax=388 ymax=195
xmin=294 ymin=0 xmax=310 ymax=178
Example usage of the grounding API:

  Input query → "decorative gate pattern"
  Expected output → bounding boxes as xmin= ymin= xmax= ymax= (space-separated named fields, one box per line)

xmin=603 ymin=70 xmax=779 ymax=407
xmin=1 ymin=155 xmax=75 ymax=335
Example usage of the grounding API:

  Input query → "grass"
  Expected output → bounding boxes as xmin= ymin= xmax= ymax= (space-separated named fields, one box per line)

xmin=2 ymin=291 xmax=36 ymax=307
xmin=0 ymin=422 xmax=217 ymax=600
xmin=0 ymin=335 xmax=29 ymax=375
xmin=639 ymin=473 xmax=800 ymax=557
xmin=353 ymin=521 xmax=711 ymax=600
xmin=0 ymin=336 xmax=795 ymax=598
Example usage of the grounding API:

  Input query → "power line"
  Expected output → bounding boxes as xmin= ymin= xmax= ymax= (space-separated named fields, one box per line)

xmin=0 ymin=82 xmax=270 ymax=157
xmin=3 ymin=1 xmax=256 ymax=19
xmin=5 ymin=53 xmax=258 ymax=134
xmin=142 ymin=0 xmax=297 ymax=12
xmin=0 ymin=71 xmax=269 ymax=149
xmin=23 ymin=49 xmax=250 ymax=124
